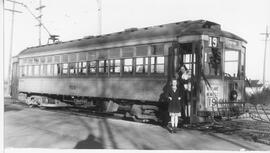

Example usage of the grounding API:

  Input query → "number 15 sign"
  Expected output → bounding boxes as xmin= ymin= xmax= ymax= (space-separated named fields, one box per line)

xmin=208 ymin=36 xmax=219 ymax=48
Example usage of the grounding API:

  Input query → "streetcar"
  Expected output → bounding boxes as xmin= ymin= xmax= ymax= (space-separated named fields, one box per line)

xmin=10 ymin=20 xmax=247 ymax=123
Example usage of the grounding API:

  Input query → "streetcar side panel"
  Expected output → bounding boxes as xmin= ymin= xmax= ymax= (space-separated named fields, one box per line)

xmin=18 ymin=77 xmax=167 ymax=102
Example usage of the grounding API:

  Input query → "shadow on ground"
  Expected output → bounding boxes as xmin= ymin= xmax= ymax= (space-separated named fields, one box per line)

xmin=74 ymin=134 xmax=104 ymax=149
xmin=73 ymin=116 xmax=118 ymax=149
xmin=4 ymin=104 xmax=23 ymax=112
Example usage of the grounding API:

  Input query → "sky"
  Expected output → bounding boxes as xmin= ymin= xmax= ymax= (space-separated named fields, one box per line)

xmin=3 ymin=0 xmax=270 ymax=82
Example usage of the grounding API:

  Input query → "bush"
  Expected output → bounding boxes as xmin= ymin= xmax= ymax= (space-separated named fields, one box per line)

xmin=247 ymin=87 xmax=270 ymax=105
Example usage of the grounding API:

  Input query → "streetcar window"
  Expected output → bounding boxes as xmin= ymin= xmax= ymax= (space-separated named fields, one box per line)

xmin=28 ymin=66 xmax=33 ymax=76
xmin=23 ymin=58 xmax=27 ymax=65
xmin=109 ymin=59 xmax=121 ymax=73
xmin=78 ymin=62 xmax=87 ymax=75
xmin=40 ymin=65 xmax=43 ymax=76
xmin=34 ymin=57 xmax=39 ymax=64
xmin=241 ymin=51 xmax=245 ymax=69
xmin=19 ymin=66 xmax=23 ymax=77
xmin=24 ymin=66 xmax=27 ymax=76
xmin=88 ymin=52 xmax=96 ymax=61
xmin=62 ymin=63 xmax=68 ymax=75
xmin=98 ymin=50 xmax=108 ymax=59
xmin=28 ymin=66 xmax=32 ymax=76
xmin=47 ymin=56 xmax=53 ymax=63
xmin=40 ymin=65 xmax=46 ymax=76
xmin=151 ymin=56 xmax=164 ymax=73
xmin=224 ymin=50 xmax=239 ymax=77
xmin=34 ymin=65 xmax=39 ymax=76
xmin=240 ymin=48 xmax=245 ymax=77
xmin=122 ymin=47 xmax=134 ymax=57
xmin=205 ymin=48 xmax=222 ymax=76
xmin=40 ymin=57 xmax=45 ymax=63
xmin=109 ymin=48 xmax=121 ymax=58
xmin=54 ymin=64 xmax=61 ymax=76
xmin=62 ymin=54 xmax=68 ymax=63
xmin=28 ymin=58 xmax=33 ymax=64
xmin=135 ymin=57 xmax=148 ymax=74
xmin=19 ymin=59 xmax=23 ymax=65
xmin=123 ymin=58 xmax=133 ymax=73
xmin=151 ymin=44 xmax=164 ymax=55
xmin=20 ymin=66 xmax=25 ymax=77
xmin=47 ymin=64 xmax=53 ymax=76
xmin=136 ymin=46 xmax=148 ymax=56
xmin=54 ymin=55 xmax=61 ymax=63
xmin=69 ymin=54 xmax=77 ymax=62
xmin=69 ymin=63 xmax=78 ymax=75
xmin=183 ymin=54 xmax=196 ymax=74
xmin=88 ymin=61 xmax=97 ymax=74
xmin=99 ymin=60 xmax=108 ymax=73
xmin=53 ymin=64 xmax=57 ymax=76
xmin=79 ymin=52 xmax=87 ymax=61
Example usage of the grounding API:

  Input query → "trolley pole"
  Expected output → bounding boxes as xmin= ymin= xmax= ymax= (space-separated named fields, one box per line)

xmin=96 ymin=0 xmax=102 ymax=35
xmin=5 ymin=0 xmax=22 ymax=97
xmin=7 ymin=0 xmax=58 ymax=44
xmin=261 ymin=26 xmax=270 ymax=86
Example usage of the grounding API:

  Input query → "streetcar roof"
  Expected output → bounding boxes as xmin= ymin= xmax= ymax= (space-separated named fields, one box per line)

xmin=18 ymin=20 xmax=246 ymax=56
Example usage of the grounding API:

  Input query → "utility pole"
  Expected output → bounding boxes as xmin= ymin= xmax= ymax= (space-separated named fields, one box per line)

xmin=96 ymin=0 xmax=102 ymax=35
xmin=5 ymin=0 xmax=22 ymax=97
xmin=36 ymin=0 xmax=45 ymax=45
xmin=261 ymin=25 xmax=270 ymax=86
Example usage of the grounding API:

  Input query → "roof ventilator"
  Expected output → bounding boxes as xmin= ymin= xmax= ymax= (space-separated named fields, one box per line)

xmin=124 ymin=27 xmax=138 ymax=32
xmin=202 ymin=21 xmax=221 ymax=30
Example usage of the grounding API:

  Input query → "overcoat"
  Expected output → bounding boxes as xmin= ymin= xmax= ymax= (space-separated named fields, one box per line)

xmin=166 ymin=87 xmax=183 ymax=113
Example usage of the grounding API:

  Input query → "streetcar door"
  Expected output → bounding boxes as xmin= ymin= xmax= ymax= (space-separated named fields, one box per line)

xmin=178 ymin=43 xmax=201 ymax=123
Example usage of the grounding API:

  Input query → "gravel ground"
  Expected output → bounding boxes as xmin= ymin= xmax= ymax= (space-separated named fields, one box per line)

xmin=4 ymin=98 xmax=270 ymax=150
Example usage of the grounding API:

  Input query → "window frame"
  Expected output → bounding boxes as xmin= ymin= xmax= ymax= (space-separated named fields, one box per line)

xmin=109 ymin=59 xmax=121 ymax=76
xmin=33 ymin=65 xmax=40 ymax=76
xmin=40 ymin=64 xmax=47 ymax=76
xmin=150 ymin=56 xmax=165 ymax=74
xmin=78 ymin=61 xmax=87 ymax=75
xmin=122 ymin=58 xmax=134 ymax=75
xmin=98 ymin=60 xmax=109 ymax=75
xmin=224 ymin=49 xmax=240 ymax=78
xmin=54 ymin=63 xmax=62 ymax=76
xmin=69 ymin=62 xmax=78 ymax=76
xmin=61 ymin=63 xmax=69 ymax=76
xmin=182 ymin=53 xmax=196 ymax=75
xmin=28 ymin=65 xmax=33 ymax=76
xmin=88 ymin=60 xmax=97 ymax=75
xmin=46 ymin=64 xmax=53 ymax=76
xmin=20 ymin=66 xmax=25 ymax=77
xmin=135 ymin=57 xmax=149 ymax=75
